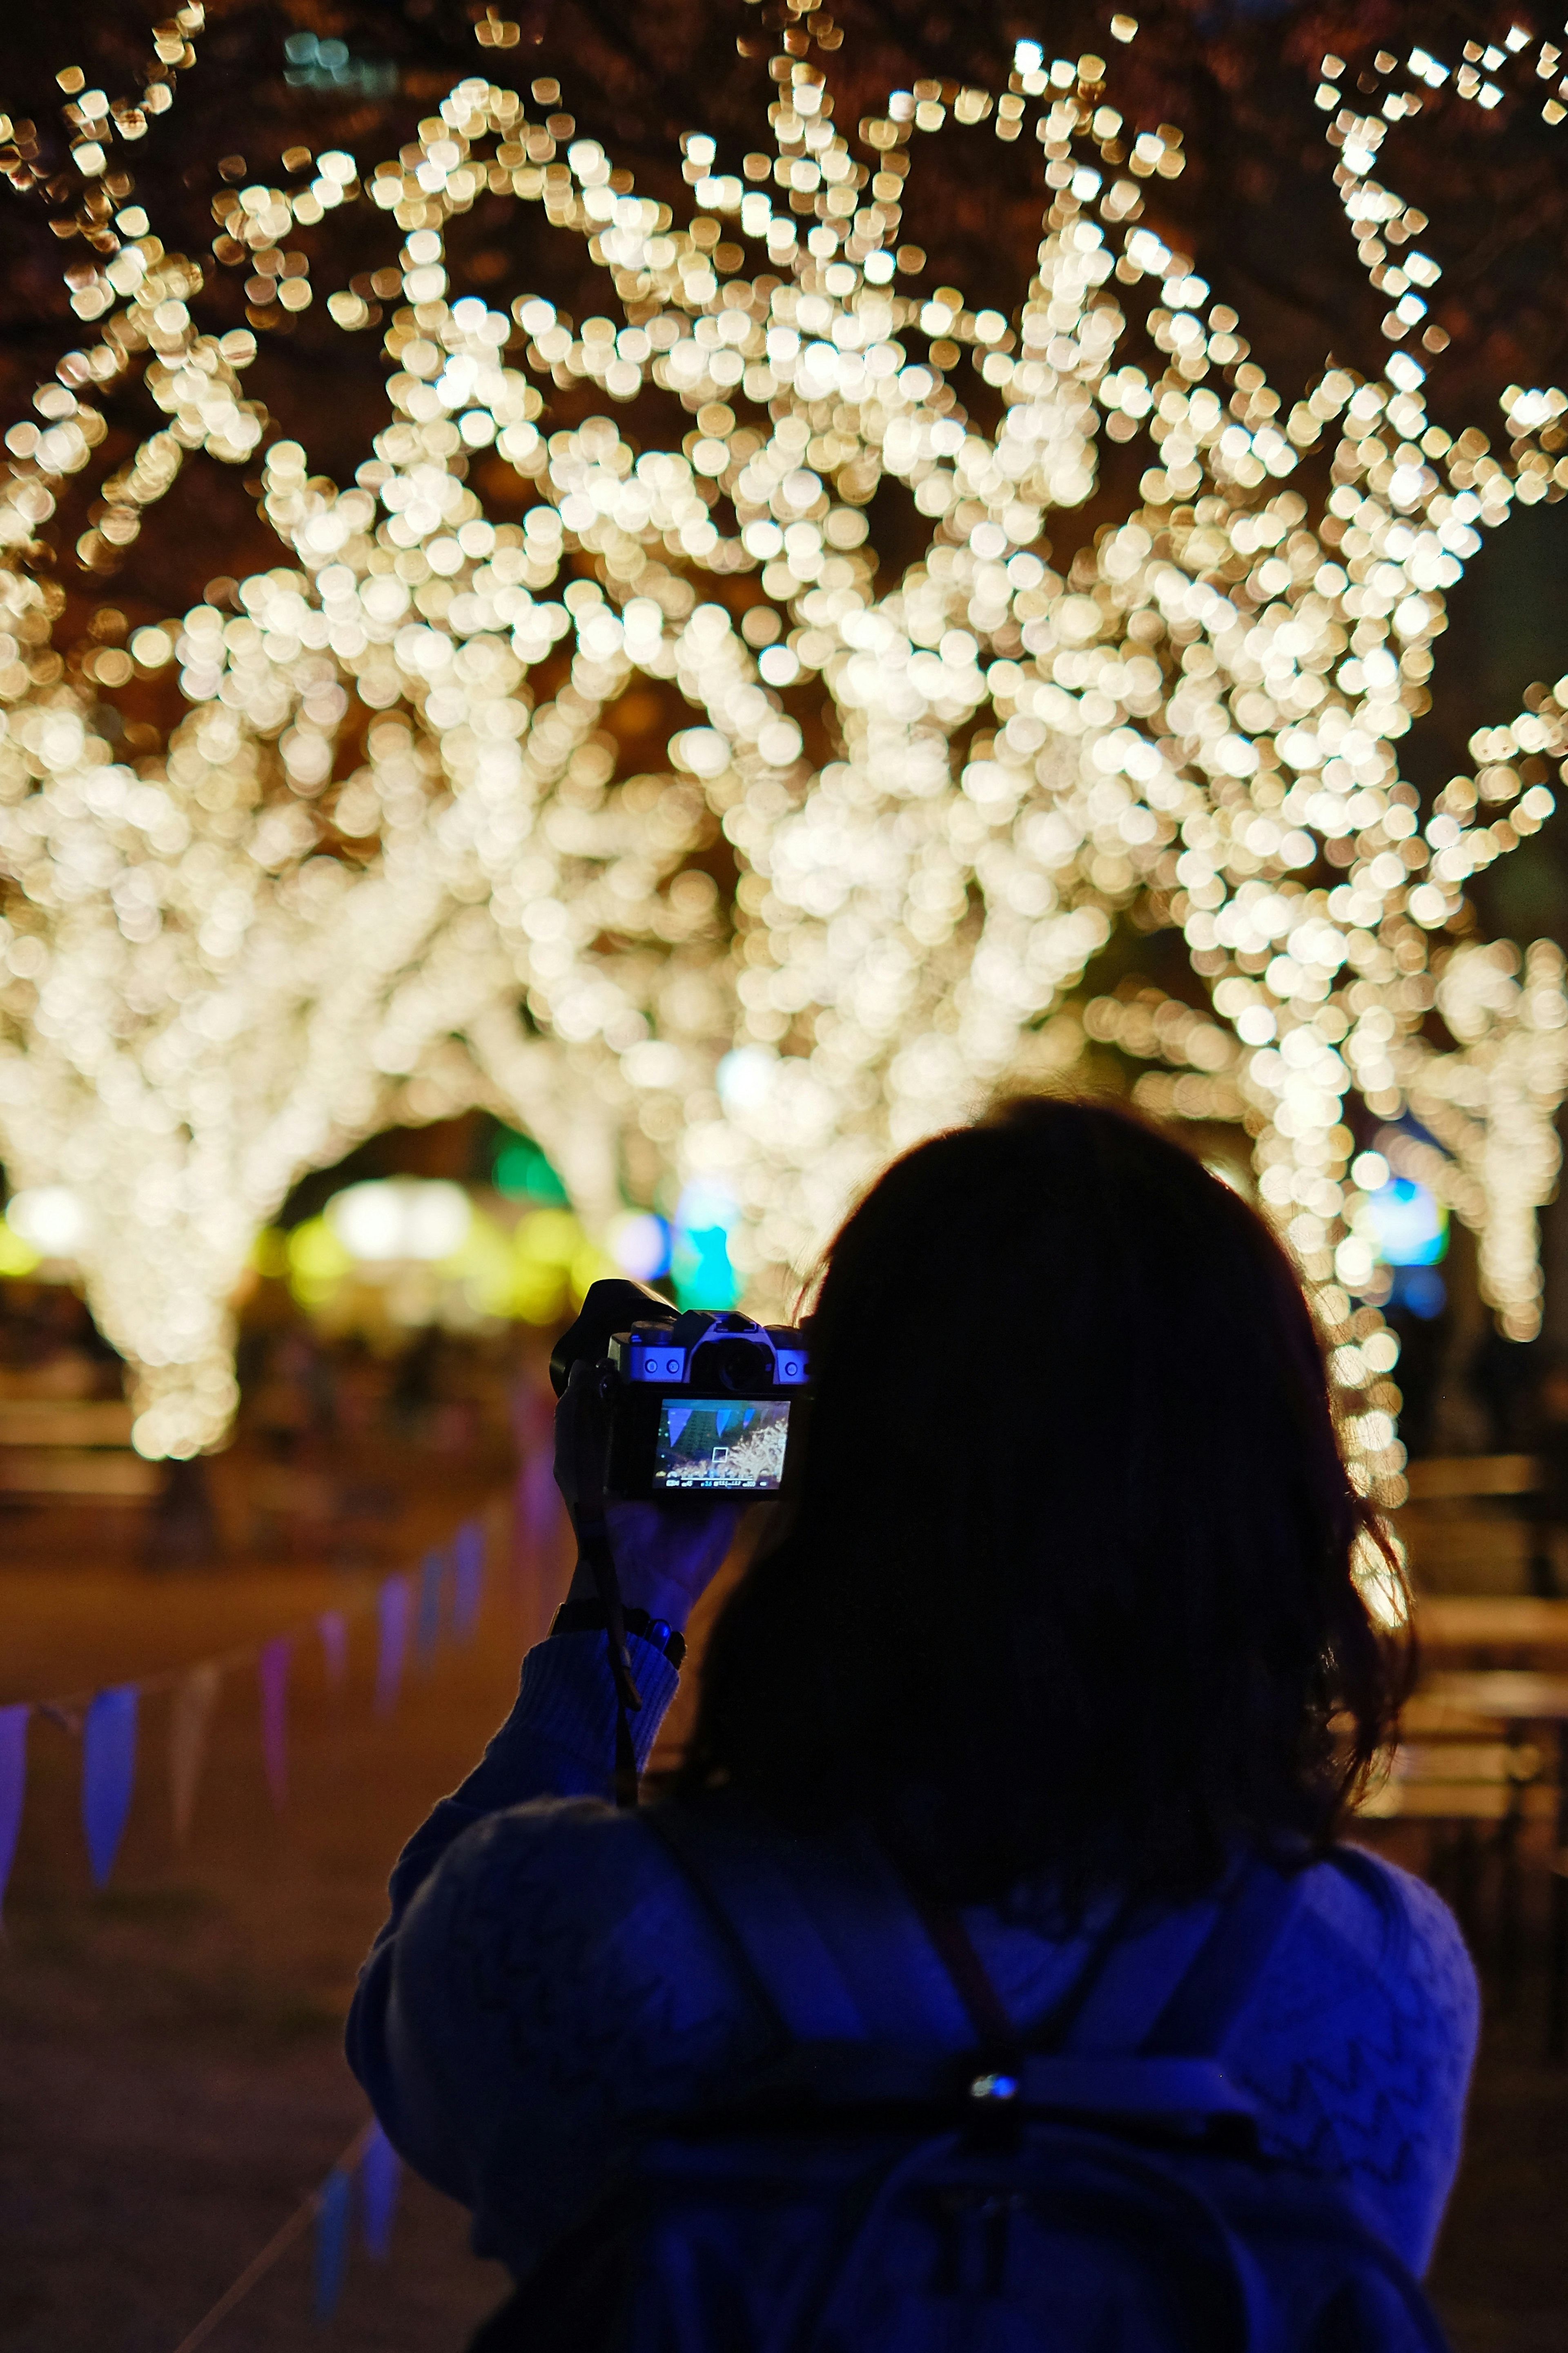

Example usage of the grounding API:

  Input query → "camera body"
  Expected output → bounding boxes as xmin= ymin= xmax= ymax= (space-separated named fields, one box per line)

xmin=550 ymin=1279 xmax=811 ymax=1500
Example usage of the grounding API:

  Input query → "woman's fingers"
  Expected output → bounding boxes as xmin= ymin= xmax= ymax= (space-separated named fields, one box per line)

xmin=603 ymin=1497 xmax=746 ymax=1628
xmin=552 ymin=1369 xmax=748 ymax=1625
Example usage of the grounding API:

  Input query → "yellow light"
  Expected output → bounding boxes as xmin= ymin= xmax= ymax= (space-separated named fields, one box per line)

xmin=0 ymin=24 xmax=1560 ymax=1496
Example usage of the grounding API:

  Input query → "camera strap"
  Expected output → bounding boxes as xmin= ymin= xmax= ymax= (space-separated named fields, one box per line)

xmin=568 ymin=1370 xmax=644 ymax=1809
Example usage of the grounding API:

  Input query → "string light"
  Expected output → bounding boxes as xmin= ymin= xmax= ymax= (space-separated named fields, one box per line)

xmin=0 ymin=16 xmax=1564 ymax=1491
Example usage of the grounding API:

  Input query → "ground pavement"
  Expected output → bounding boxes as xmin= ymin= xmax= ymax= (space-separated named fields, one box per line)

xmin=0 ymin=1509 xmax=1563 ymax=2352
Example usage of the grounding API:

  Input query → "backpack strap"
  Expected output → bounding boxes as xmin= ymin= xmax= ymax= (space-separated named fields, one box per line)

xmin=910 ymin=1860 xmax=1307 ymax=2136
xmin=1139 ymin=1857 xmax=1310 ymax=2057
xmin=649 ymin=1804 xmax=1313 ymax=2137
xmin=644 ymin=1800 xmax=974 ymax=2049
xmin=908 ymin=1894 xmax=1020 ymax=2050
xmin=1056 ymin=1858 xmax=1308 ymax=2059
xmin=1036 ymin=1897 xmax=1220 ymax=2056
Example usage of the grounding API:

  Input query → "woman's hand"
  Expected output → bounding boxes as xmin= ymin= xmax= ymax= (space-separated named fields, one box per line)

xmin=554 ymin=1361 xmax=743 ymax=1629
xmin=592 ymin=1496 xmax=744 ymax=1630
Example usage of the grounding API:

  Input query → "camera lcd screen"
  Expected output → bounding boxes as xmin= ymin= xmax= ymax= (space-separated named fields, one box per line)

xmin=652 ymin=1396 xmax=792 ymax=1492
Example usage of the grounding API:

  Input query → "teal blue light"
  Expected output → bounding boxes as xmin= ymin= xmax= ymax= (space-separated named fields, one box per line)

xmin=671 ymin=1179 xmax=739 ymax=1309
xmin=1368 ymin=1177 xmax=1447 ymax=1267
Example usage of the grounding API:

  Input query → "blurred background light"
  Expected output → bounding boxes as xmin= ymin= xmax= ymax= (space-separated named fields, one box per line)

xmin=491 ymin=1133 xmax=569 ymax=1206
xmin=0 ymin=16 xmax=1564 ymax=1484
xmin=7 ymin=1186 xmax=90 ymax=1260
xmin=608 ymin=1210 xmax=671 ymax=1282
xmin=1390 ymin=1264 xmax=1448 ymax=1320
xmin=717 ymin=1047 xmax=777 ymax=1115
xmin=1366 ymin=1178 xmax=1448 ymax=1269
xmin=672 ymin=1178 xmax=739 ymax=1311
xmin=325 ymin=1179 xmax=471 ymax=1262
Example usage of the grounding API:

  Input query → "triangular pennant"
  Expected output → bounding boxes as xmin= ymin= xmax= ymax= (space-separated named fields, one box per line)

xmin=510 ymin=1470 xmax=532 ymax=1616
xmin=81 ymin=1685 xmax=138 ymax=1889
xmin=374 ymin=1575 xmax=412 ymax=1717
xmin=0 ymin=1704 xmax=28 ymax=1923
xmin=522 ymin=1445 xmax=559 ymax=1546
xmin=318 ymin=1609 xmax=348 ymax=1691
xmin=511 ymin=1381 xmax=558 ymax=1576
xmin=513 ymin=1446 xmax=563 ymax=1641
xmin=414 ymin=1550 xmax=444 ymax=1671
xmin=511 ymin=1378 xmax=554 ymax=1472
xmin=168 ymin=1663 xmax=221 ymax=1849
xmin=451 ymin=1521 xmax=485 ymax=1642
xmin=313 ymin=2165 xmax=352 ymax=2323
xmin=359 ymin=2121 xmax=401 ymax=2261
xmin=257 ymin=1638 xmax=291 ymax=1811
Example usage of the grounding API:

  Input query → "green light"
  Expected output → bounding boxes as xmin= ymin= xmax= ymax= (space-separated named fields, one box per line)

xmin=493 ymin=1133 xmax=569 ymax=1205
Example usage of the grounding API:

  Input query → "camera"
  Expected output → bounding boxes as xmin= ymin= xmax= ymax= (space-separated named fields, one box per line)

xmin=549 ymin=1279 xmax=812 ymax=1500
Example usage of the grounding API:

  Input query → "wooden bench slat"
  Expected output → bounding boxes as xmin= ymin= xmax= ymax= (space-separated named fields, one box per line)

xmin=1404 ymin=1454 xmax=1541 ymax=1501
xmin=0 ymin=1449 xmax=159 ymax=1498
xmin=0 ymin=1401 xmax=135 ymax=1447
xmin=1358 ymin=1783 xmax=1557 ymax=1821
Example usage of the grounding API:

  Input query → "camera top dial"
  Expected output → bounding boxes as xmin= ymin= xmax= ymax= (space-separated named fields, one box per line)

xmin=615 ymin=1308 xmax=809 ymax=1391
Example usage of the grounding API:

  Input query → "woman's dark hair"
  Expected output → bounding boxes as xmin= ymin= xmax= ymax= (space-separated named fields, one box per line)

xmin=679 ymin=1095 xmax=1408 ymax=1905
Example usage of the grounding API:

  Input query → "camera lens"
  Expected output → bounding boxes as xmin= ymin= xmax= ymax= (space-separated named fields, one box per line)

xmin=693 ymin=1336 xmax=772 ymax=1394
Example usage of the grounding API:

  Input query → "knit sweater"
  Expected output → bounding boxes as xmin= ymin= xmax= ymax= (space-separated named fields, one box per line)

xmin=347 ymin=1630 xmax=1479 ymax=2284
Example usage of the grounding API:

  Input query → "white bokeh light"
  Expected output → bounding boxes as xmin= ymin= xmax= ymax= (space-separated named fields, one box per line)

xmin=6 ymin=1185 xmax=90 ymax=1259
xmin=0 ymin=22 xmax=1565 ymax=1494
xmin=325 ymin=1177 xmax=472 ymax=1262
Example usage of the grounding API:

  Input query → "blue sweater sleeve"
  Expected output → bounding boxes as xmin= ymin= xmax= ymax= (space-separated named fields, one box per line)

xmin=345 ymin=1629 xmax=687 ymax=2207
xmin=1220 ymin=1847 xmax=1479 ymax=2275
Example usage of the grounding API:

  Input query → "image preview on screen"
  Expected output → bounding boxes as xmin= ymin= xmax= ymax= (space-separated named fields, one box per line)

xmin=653 ymin=1396 xmax=792 ymax=1490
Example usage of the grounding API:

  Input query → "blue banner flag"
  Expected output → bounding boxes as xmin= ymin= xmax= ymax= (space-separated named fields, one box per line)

xmin=414 ymin=1549 xmax=444 ymax=1670
xmin=374 ymin=1575 xmax=412 ymax=1717
xmin=359 ymin=2120 xmax=401 ymax=2260
xmin=258 ymin=1639 xmax=291 ymax=1810
xmin=313 ymin=2165 xmax=352 ymax=2322
xmin=82 ymin=1685 xmax=138 ymax=1889
xmin=452 ymin=1521 xmax=485 ymax=1640
xmin=168 ymin=1662 xmax=221 ymax=1849
xmin=318 ymin=1608 xmax=348 ymax=1691
xmin=0 ymin=1704 xmax=27 ymax=1921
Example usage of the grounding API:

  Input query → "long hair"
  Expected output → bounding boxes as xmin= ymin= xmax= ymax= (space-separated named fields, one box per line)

xmin=679 ymin=1095 xmax=1407 ymax=1905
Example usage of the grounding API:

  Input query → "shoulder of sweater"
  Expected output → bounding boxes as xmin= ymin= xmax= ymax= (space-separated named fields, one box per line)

xmin=416 ymin=1791 xmax=756 ymax=1991
xmin=1304 ymin=1842 xmax=1474 ymax=1970
xmin=399 ymin=1795 xmax=769 ymax=2100
xmin=1261 ymin=1841 xmax=1480 ymax=2043
xmin=434 ymin=1787 xmax=675 ymax=1905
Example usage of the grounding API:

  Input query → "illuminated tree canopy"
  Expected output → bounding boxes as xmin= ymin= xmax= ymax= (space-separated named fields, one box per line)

xmin=3 ymin=4 xmax=1568 ymax=1490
